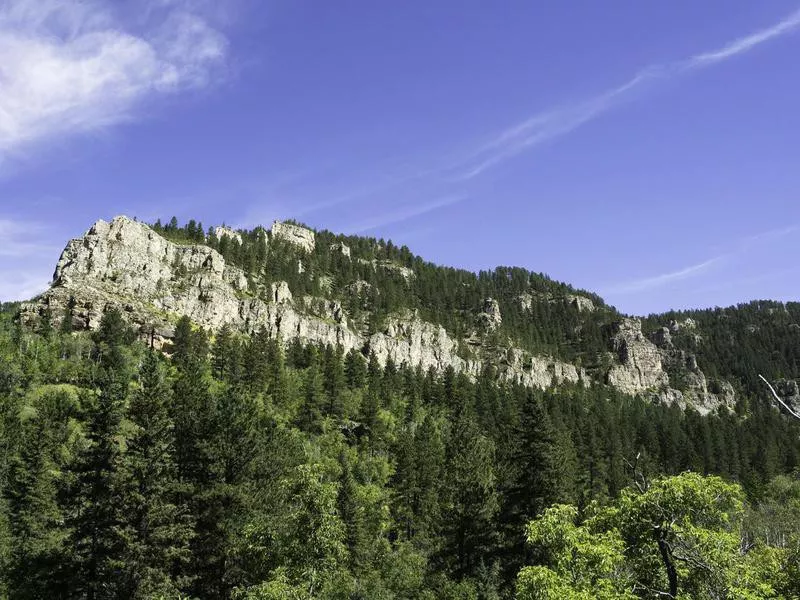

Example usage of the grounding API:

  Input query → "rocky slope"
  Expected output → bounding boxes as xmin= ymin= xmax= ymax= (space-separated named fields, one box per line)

xmin=20 ymin=216 xmax=738 ymax=411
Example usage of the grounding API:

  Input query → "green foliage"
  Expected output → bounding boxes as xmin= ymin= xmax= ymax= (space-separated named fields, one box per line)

xmin=517 ymin=473 xmax=798 ymax=599
xmin=516 ymin=504 xmax=634 ymax=599
xmin=2 ymin=302 xmax=800 ymax=598
xmin=117 ymin=351 xmax=192 ymax=599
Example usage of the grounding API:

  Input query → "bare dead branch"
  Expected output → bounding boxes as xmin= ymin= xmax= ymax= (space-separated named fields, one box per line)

xmin=759 ymin=374 xmax=800 ymax=420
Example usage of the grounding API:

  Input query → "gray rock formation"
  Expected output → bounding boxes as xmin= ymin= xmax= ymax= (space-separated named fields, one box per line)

xmin=499 ymin=348 xmax=586 ymax=389
xmin=602 ymin=318 xmax=734 ymax=413
xmin=270 ymin=281 xmax=292 ymax=304
xmin=516 ymin=291 xmax=595 ymax=313
xmin=478 ymin=298 xmax=502 ymax=331
xmin=568 ymin=295 xmax=595 ymax=312
xmin=606 ymin=318 xmax=670 ymax=394
xmin=516 ymin=293 xmax=534 ymax=311
xmin=23 ymin=216 xmax=584 ymax=391
xmin=20 ymin=215 xmax=735 ymax=411
xmin=357 ymin=259 xmax=415 ymax=281
xmin=650 ymin=326 xmax=672 ymax=348
xmin=271 ymin=221 xmax=315 ymax=253
xmin=214 ymin=226 xmax=242 ymax=245
xmin=330 ymin=242 xmax=351 ymax=259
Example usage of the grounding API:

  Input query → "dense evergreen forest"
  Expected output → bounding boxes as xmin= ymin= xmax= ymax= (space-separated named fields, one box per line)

xmin=644 ymin=301 xmax=800 ymax=395
xmin=4 ymin=297 xmax=800 ymax=598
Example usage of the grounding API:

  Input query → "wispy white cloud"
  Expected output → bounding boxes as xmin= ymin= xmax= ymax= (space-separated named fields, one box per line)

xmin=605 ymin=255 xmax=727 ymax=295
xmin=740 ymin=223 xmax=800 ymax=247
xmin=604 ymin=223 xmax=799 ymax=295
xmin=687 ymin=8 xmax=800 ymax=67
xmin=235 ymin=7 xmax=800 ymax=232
xmin=345 ymin=195 xmax=466 ymax=234
xmin=684 ymin=266 xmax=800 ymax=297
xmin=451 ymin=7 xmax=800 ymax=180
xmin=0 ymin=0 xmax=229 ymax=162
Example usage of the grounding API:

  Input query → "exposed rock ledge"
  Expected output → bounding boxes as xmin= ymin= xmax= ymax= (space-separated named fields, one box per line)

xmin=606 ymin=317 xmax=735 ymax=414
xmin=23 ymin=216 xmax=584 ymax=391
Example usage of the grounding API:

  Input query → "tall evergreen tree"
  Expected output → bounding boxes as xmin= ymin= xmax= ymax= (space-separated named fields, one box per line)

xmin=297 ymin=349 xmax=325 ymax=432
xmin=63 ymin=308 xmax=132 ymax=599
xmin=508 ymin=394 xmax=576 ymax=525
xmin=117 ymin=351 xmax=192 ymax=599
xmin=440 ymin=409 xmax=499 ymax=579
xmin=337 ymin=451 xmax=369 ymax=573
xmin=344 ymin=349 xmax=367 ymax=390
xmin=243 ymin=326 xmax=271 ymax=396
xmin=5 ymin=418 xmax=67 ymax=599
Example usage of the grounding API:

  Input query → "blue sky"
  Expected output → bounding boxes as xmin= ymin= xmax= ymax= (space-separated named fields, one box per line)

xmin=1 ymin=0 xmax=799 ymax=315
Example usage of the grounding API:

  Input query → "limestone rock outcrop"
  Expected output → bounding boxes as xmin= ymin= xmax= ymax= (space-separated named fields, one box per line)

xmin=270 ymin=281 xmax=292 ymax=304
xmin=478 ymin=298 xmax=502 ymax=331
xmin=516 ymin=291 xmax=595 ymax=313
xmin=357 ymin=259 xmax=415 ymax=281
xmin=606 ymin=318 xmax=669 ymax=394
xmin=604 ymin=318 xmax=735 ymax=414
xmin=330 ymin=242 xmax=351 ymax=259
xmin=271 ymin=221 xmax=315 ymax=253
xmin=23 ymin=216 xmax=585 ymax=392
xmin=650 ymin=327 xmax=673 ymax=348
xmin=20 ymin=215 xmax=737 ymax=411
xmin=498 ymin=348 xmax=587 ymax=389
xmin=214 ymin=226 xmax=242 ymax=245
xmin=568 ymin=295 xmax=595 ymax=313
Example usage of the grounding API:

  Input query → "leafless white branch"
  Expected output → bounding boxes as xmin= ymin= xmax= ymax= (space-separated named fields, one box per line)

xmin=759 ymin=374 xmax=800 ymax=420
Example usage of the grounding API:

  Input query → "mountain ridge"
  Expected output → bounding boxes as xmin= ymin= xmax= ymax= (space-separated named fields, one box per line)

xmin=19 ymin=214 xmax=800 ymax=414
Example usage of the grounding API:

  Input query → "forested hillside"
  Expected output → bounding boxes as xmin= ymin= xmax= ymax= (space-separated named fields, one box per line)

xmin=5 ymin=216 xmax=800 ymax=598
xmin=147 ymin=217 xmax=800 ymax=397
xmin=3 ymin=300 xmax=800 ymax=599
xmin=644 ymin=301 xmax=800 ymax=395
xmin=149 ymin=217 xmax=613 ymax=366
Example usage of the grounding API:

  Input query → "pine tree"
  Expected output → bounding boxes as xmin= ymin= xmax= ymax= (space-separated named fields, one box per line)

xmin=5 ymin=420 xmax=67 ymax=599
xmin=64 ymin=309 xmax=132 ymax=599
xmin=189 ymin=386 xmax=259 ymax=599
xmin=509 ymin=394 xmax=576 ymax=522
xmin=337 ymin=451 xmax=369 ymax=572
xmin=243 ymin=326 xmax=271 ymax=395
xmin=297 ymin=349 xmax=325 ymax=432
xmin=172 ymin=316 xmax=194 ymax=367
xmin=344 ymin=349 xmax=367 ymax=389
xmin=117 ymin=351 xmax=192 ymax=599
xmin=171 ymin=325 xmax=213 ymax=485
xmin=266 ymin=337 xmax=289 ymax=407
xmin=391 ymin=414 xmax=445 ymax=550
xmin=170 ymin=328 xmax=233 ymax=599
xmin=212 ymin=324 xmax=241 ymax=383
xmin=323 ymin=345 xmax=346 ymax=418
xmin=440 ymin=408 xmax=499 ymax=579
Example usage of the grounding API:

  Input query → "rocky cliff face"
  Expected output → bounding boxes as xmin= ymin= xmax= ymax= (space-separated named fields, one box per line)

xmin=23 ymin=217 xmax=585 ymax=390
xmin=271 ymin=221 xmax=315 ymax=253
xmin=214 ymin=226 xmax=242 ymax=245
xmin=517 ymin=291 xmax=596 ymax=313
xmin=606 ymin=318 xmax=670 ymax=394
xmin=20 ymin=216 xmax=734 ymax=409
xmin=604 ymin=317 xmax=735 ymax=414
